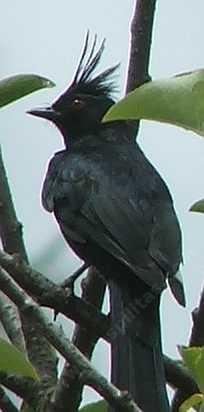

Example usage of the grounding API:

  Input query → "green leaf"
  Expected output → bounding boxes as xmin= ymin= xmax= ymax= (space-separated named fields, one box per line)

xmin=179 ymin=346 xmax=200 ymax=383
xmin=0 ymin=338 xmax=39 ymax=380
xmin=103 ymin=69 xmax=204 ymax=137
xmin=199 ymin=402 xmax=204 ymax=412
xmin=0 ymin=74 xmax=55 ymax=109
xmin=179 ymin=394 xmax=204 ymax=412
xmin=196 ymin=350 xmax=204 ymax=394
xmin=79 ymin=400 xmax=108 ymax=412
xmin=190 ymin=199 xmax=204 ymax=213
xmin=180 ymin=346 xmax=204 ymax=393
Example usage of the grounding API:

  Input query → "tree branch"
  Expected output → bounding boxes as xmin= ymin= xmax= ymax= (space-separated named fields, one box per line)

xmin=0 ymin=146 xmax=58 ymax=385
xmin=124 ymin=0 xmax=157 ymax=139
xmin=126 ymin=0 xmax=157 ymax=94
xmin=189 ymin=286 xmax=204 ymax=347
xmin=0 ymin=249 xmax=109 ymax=338
xmin=0 ymin=372 xmax=40 ymax=410
xmin=171 ymin=285 xmax=204 ymax=411
xmin=0 ymin=265 xmax=142 ymax=412
xmin=0 ymin=292 xmax=25 ymax=351
xmin=52 ymin=267 xmax=106 ymax=412
xmin=0 ymin=147 xmax=28 ymax=261
xmin=164 ymin=355 xmax=198 ymax=394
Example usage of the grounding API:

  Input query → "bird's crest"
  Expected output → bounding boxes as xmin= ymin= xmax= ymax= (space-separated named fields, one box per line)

xmin=69 ymin=31 xmax=119 ymax=98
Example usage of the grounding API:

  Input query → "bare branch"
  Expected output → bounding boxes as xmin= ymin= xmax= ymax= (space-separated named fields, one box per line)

xmin=0 ymin=371 xmax=40 ymax=409
xmin=0 ymin=147 xmax=28 ymax=261
xmin=171 ymin=286 xmax=204 ymax=411
xmin=0 ymin=249 xmax=110 ymax=339
xmin=190 ymin=286 xmax=204 ymax=346
xmin=0 ymin=146 xmax=58 ymax=384
xmin=123 ymin=0 xmax=157 ymax=139
xmin=126 ymin=0 xmax=157 ymax=94
xmin=164 ymin=355 xmax=198 ymax=393
xmin=0 ymin=292 xmax=25 ymax=351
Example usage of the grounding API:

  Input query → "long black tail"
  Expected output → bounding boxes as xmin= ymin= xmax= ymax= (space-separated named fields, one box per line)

xmin=109 ymin=280 xmax=169 ymax=412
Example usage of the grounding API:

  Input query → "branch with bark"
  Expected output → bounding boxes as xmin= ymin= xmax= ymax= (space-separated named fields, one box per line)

xmin=0 ymin=146 xmax=58 ymax=389
xmin=171 ymin=285 xmax=204 ymax=411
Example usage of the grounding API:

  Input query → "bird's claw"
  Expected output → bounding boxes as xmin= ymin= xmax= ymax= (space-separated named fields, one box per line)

xmin=61 ymin=262 xmax=90 ymax=294
xmin=53 ymin=262 xmax=89 ymax=321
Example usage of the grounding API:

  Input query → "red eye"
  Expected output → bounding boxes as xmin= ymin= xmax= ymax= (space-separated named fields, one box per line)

xmin=72 ymin=99 xmax=85 ymax=110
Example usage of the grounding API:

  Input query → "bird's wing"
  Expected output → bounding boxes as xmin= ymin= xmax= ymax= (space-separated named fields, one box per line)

xmin=42 ymin=152 xmax=181 ymax=293
xmin=81 ymin=188 xmax=167 ymax=291
xmin=148 ymin=204 xmax=185 ymax=306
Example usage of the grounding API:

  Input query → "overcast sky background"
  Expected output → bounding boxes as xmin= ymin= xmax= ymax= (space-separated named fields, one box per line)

xmin=1 ymin=0 xmax=204 ymax=406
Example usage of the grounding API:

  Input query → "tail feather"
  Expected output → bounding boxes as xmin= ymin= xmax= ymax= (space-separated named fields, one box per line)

xmin=109 ymin=280 xmax=169 ymax=412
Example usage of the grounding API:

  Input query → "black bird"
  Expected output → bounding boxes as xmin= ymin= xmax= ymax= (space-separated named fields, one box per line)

xmin=28 ymin=34 xmax=185 ymax=412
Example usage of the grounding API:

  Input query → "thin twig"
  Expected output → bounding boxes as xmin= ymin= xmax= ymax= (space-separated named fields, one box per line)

xmin=0 ymin=266 xmax=141 ymax=412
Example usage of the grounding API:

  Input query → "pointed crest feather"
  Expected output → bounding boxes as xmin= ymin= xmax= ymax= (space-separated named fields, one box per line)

xmin=70 ymin=31 xmax=119 ymax=98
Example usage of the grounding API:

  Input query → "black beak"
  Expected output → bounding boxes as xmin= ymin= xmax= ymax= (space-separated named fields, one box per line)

xmin=27 ymin=106 xmax=59 ymax=121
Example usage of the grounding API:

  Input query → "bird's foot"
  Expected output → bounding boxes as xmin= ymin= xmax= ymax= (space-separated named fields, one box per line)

xmin=61 ymin=263 xmax=90 ymax=295
xmin=61 ymin=262 xmax=90 ymax=294
xmin=54 ymin=262 xmax=89 ymax=321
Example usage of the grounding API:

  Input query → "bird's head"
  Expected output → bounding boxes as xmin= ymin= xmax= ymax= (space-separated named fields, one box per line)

xmin=28 ymin=33 xmax=119 ymax=146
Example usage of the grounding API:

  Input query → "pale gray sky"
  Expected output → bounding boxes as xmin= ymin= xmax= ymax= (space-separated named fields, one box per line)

xmin=1 ymin=0 xmax=204 ymax=406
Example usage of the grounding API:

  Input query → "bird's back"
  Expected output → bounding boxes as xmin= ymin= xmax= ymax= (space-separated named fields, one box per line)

xmin=42 ymin=125 xmax=183 ymax=300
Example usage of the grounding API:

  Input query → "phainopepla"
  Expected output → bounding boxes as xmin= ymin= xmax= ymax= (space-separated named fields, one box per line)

xmin=28 ymin=34 xmax=185 ymax=412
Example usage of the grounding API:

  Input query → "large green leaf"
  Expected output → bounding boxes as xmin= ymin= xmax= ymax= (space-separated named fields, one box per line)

xmin=179 ymin=346 xmax=200 ymax=384
xmin=190 ymin=199 xmax=204 ymax=214
xmin=196 ymin=350 xmax=204 ymax=394
xmin=180 ymin=346 xmax=204 ymax=393
xmin=0 ymin=74 xmax=55 ymax=109
xmin=0 ymin=338 xmax=39 ymax=380
xmin=79 ymin=400 xmax=108 ymax=412
xmin=103 ymin=69 xmax=204 ymax=137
